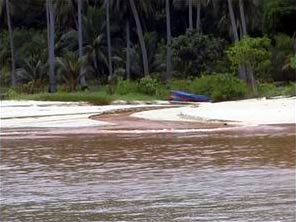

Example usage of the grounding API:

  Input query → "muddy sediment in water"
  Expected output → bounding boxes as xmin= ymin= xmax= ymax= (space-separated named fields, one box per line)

xmin=1 ymin=107 xmax=231 ymax=140
xmin=2 ymin=106 xmax=294 ymax=140
xmin=90 ymin=108 xmax=230 ymax=131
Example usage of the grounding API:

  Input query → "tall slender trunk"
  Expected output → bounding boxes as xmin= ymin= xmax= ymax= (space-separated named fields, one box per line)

xmin=293 ymin=32 xmax=296 ymax=54
xmin=196 ymin=0 xmax=201 ymax=33
xmin=126 ymin=20 xmax=131 ymax=80
xmin=93 ymin=53 xmax=98 ymax=70
xmin=166 ymin=0 xmax=172 ymax=82
xmin=78 ymin=0 xmax=86 ymax=87
xmin=227 ymin=0 xmax=239 ymax=42
xmin=238 ymin=0 xmax=256 ymax=94
xmin=129 ymin=0 xmax=149 ymax=76
xmin=247 ymin=65 xmax=257 ymax=95
xmin=106 ymin=0 xmax=113 ymax=78
xmin=227 ymin=0 xmax=246 ymax=81
xmin=46 ymin=1 xmax=50 ymax=50
xmin=47 ymin=0 xmax=57 ymax=93
xmin=188 ymin=0 xmax=193 ymax=31
xmin=5 ymin=0 xmax=16 ymax=87
xmin=239 ymin=0 xmax=247 ymax=36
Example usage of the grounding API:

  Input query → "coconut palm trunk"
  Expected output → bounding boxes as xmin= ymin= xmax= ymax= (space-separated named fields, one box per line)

xmin=238 ymin=0 xmax=257 ymax=94
xmin=239 ymin=0 xmax=247 ymax=36
xmin=77 ymin=0 xmax=87 ymax=88
xmin=129 ymin=0 xmax=149 ymax=76
xmin=5 ymin=0 xmax=16 ymax=87
xmin=46 ymin=1 xmax=50 ymax=50
xmin=166 ymin=0 xmax=172 ymax=82
xmin=196 ymin=0 xmax=201 ymax=33
xmin=47 ymin=0 xmax=57 ymax=93
xmin=126 ymin=20 xmax=131 ymax=80
xmin=227 ymin=0 xmax=246 ymax=81
xmin=106 ymin=0 xmax=113 ymax=78
xmin=227 ymin=0 xmax=239 ymax=41
xmin=188 ymin=0 xmax=193 ymax=31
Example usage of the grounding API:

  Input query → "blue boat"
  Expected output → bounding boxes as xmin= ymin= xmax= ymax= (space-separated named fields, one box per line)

xmin=170 ymin=90 xmax=210 ymax=102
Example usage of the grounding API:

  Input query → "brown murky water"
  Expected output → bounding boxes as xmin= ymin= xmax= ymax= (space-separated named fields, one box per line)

xmin=1 ymin=126 xmax=295 ymax=221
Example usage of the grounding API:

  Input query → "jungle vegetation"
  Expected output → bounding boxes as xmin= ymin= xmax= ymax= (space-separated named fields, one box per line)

xmin=1 ymin=0 xmax=295 ymax=102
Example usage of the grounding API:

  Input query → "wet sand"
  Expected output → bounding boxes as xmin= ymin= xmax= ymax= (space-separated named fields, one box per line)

xmin=1 ymin=99 xmax=295 ymax=140
xmin=2 ymin=107 xmax=295 ymax=141
xmin=90 ymin=108 xmax=230 ymax=131
xmin=0 ymin=108 xmax=229 ymax=139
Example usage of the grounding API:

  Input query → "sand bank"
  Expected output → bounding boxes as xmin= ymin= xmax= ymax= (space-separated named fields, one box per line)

xmin=1 ymin=97 xmax=295 ymax=130
xmin=132 ymin=97 xmax=296 ymax=126
xmin=0 ymin=100 xmax=169 ymax=128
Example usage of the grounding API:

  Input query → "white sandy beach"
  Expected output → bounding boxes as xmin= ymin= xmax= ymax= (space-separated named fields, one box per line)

xmin=133 ymin=97 xmax=296 ymax=126
xmin=0 ymin=100 xmax=159 ymax=128
xmin=1 ymin=97 xmax=295 ymax=129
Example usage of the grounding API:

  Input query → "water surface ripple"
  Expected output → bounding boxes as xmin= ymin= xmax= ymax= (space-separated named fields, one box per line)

xmin=1 ymin=129 xmax=295 ymax=221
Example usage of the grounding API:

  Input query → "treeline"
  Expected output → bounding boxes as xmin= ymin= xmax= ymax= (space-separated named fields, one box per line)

xmin=0 ymin=0 xmax=295 ymax=96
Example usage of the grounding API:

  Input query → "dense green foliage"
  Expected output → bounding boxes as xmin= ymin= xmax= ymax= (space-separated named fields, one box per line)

xmin=115 ymin=73 xmax=250 ymax=102
xmin=171 ymin=32 xmax=225 ymax=76
xmin=257 ymin=82 xmax=296 ymax=97
xmin=189 ymin=74 xmax=249 ymax=101
xmin=227 ymin=37 xmax=272 ymax=80
xmin=290 ymin=56 xmax=296 ymax=70
xmin=56 ymin=51 xmax=83 ymax=91
xmin=6 ymin=90 xmax=112 ymax=105
xmin=263 ymin=0 xmax=296 ymax=35
xmin=1 ymin=0 xmax=295 ymax=102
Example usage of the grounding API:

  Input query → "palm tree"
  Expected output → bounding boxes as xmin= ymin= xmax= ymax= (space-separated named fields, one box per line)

xmin=110 ymin=0 xmax=132 ymax=80
xmin=196 ymin=0 xmax=201 ymax=32
xmin=0 ymin=0 xmax=4 ymax=17
xmin=227 ymin=0 xmax=246 ymax=81
xmin=227 ymin=0 xmax=239 ymax=42
xmin=227 ymin=0 xmax=256 ymax=93
xmin=166 ymin=0 xmax=172 ymax=82
xmin=105 ymin=0 xmax=113 ymax=79
xmin=82 ymin=6 xmax=109 ymax=82
xmin=16 ymin=55 xmax=48 ymax=93
xmin=239 ymin=0 xmax=247 ymax=36
xmin=174 ymin=0 xmax=201 ymax=32
xmin=54 ymin=0 xmax=76 ymax=29
xmin=110 ymin=0 xmax=130 ymax=79
xmin=126 ymin=19 xmax=131 ymax=80
xmin=5 ymin=0 xmax=16 ymax=87
xmin=77 ymin=0 xmax=87 ymax=88
xmin=238 ymin=0 xmax=257 ymax=94
xmin=129 ymin=0 xmax=149 ymax=76
xmin=188 ymin=0 xmax=193 ymax=31
xmin=47 ymin=0 xmax=57 ymax=93
xmin=57 ymin=51 xmax=82 ymax=92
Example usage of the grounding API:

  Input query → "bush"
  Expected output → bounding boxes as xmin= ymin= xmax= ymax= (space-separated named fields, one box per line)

xmin=171 ymin=31 xmax=226 ymax=77
xmin=7 ymin=89 xmax=19 ymax=99
xmin=270 ymin=34 xmax=295 ymax=81
xmin=227 ymin=36 xmax=272 ymax=80
xmin=282 ymin=83 xmax=296 ymax=96
xmin=258 ymin=82 xmax=296 ymax=97
xmin=257 ymin=82 xmax=278 ymax=97
xmin=116 ymin=80 xmax=138 ymax=95
xmin=57 ymin=51 xmax=82 ymax=92
xmin=0 ymin=65 xmax=11 ymax=87
xmin=137 ymin=77 xmax=163 ymax=96
xmin=189 ymin=73 xmax=249 ymax=101
xmin=170 ymin=79 xmax=192 ymax=92
xmin=290 ymin=55 xmax=296 ymax=70
xmin=16 ymin=92 xmax=112 ymax=105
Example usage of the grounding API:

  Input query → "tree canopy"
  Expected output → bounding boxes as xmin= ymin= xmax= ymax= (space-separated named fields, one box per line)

xmin=1 ymin=0 xmax=295 ymax=94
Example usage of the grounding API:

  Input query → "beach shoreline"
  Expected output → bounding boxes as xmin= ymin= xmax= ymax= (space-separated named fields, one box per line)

xmin=1 ymin=98 xmax=295 ymax=135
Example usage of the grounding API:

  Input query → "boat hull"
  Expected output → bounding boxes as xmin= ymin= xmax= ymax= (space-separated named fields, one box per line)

xmin=170 ymin=90 xmax=210 ymax=102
